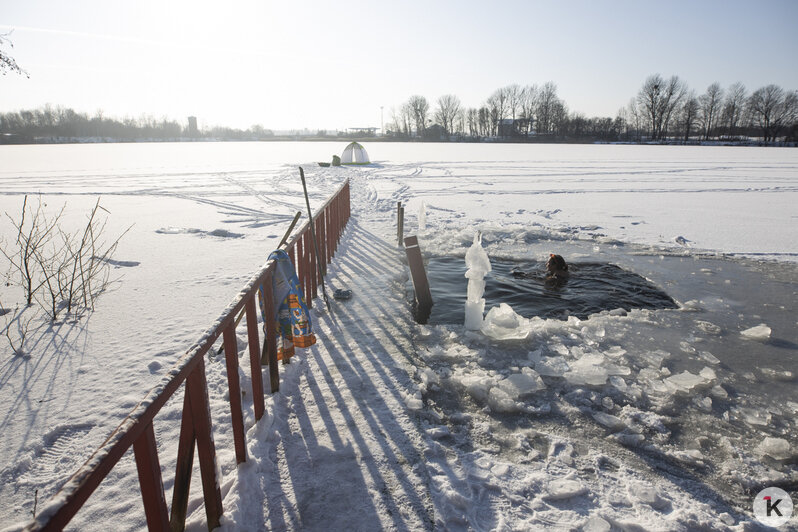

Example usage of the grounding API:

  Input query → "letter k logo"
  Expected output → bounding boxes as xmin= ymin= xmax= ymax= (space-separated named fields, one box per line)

xmin=764 ymin=496 xmax=783 ymax=517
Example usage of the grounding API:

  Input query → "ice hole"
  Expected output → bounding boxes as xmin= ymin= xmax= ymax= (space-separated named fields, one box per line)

xmin=412 ymin=256 xmax=677 ymax=325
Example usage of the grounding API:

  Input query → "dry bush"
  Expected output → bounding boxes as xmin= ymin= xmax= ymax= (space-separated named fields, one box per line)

xmin=1 ymin=195 xmax=131 ymax=322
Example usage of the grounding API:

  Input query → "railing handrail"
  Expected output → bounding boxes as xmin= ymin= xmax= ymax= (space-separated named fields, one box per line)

xmin=25 ymin=177 xmax=351 ymax=531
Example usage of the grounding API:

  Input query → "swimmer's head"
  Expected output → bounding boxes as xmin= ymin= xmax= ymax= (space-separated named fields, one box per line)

xmin=546 ymin=254 xmax=568 ymax=273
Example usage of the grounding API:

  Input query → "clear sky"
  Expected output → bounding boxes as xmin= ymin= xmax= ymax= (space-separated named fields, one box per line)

xmin=1 ymin=0 xmax=797 ymax=132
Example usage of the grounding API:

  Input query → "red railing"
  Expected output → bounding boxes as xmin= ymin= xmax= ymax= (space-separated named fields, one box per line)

xmin=25 ymin=178 xmax=351 ymax=531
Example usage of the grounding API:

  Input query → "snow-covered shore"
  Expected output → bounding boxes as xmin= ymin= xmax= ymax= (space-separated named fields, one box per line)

xmin=1 ymin=142 xmax=796 ymax=530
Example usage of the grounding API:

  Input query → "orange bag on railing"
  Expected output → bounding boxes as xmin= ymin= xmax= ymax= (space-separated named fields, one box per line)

xmin=259 ymin=249 xmax=316 ymax=361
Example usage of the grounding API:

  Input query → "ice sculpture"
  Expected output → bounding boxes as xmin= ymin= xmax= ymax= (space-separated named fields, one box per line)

xmin=464 ymin=232 xmax=491 ymax=330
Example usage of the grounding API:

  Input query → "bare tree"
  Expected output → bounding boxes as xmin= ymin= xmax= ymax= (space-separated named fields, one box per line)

xmin=505 ymin=84 xmax=522 ymax=122
xmin=636 ymin=74 xmax=686 ymax=140
xmin=406 ymin=95 xmax=430 ymax=137
xmin=1 ymin=196 xmax=64 ymax=305
xmin=486 ymin=88 xmax=510 ymax=137
xmin=434 ymin=94 xmax=462 ymax=137
xmin=0 ymin=31 xmax=28 ymax=77
xmin=536 ymin=82 xmax=560 ymax=135
xmin=478 ymin=107 xmax=491 ymax=137
xmin=453 ymin=109 xmax=466 ymax=137
xmin=748 ymin=85 xmax=798 ymax=142
xmin=2 ymin=304 xmax=36 ymax=356
xmin=519 ymin=85 xmax=539 ymax=137
xmin=549 ymin=101 xmax=567 ymax=136
xmin=1 ymin=196 xmax=131 ymax=321
xmin=699 ymin=82 xmax=724 ymax=140
xmin=721 ymin=82 xmax=747 ymax=139
xmin=614 ymin=107 xmax=629 ymax=140
xmin=679 ymin=92 xmax=700 ymax=142
xmin=466 ymin=108 xmax=479 ymax=138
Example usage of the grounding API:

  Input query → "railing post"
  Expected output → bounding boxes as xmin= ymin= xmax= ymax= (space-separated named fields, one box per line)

xmin=134 ymin=423 xmax=170 ymax=531
xmin=319 ymin=211 xmax=327 ymax=275
xmin=222 ymin=324 xmax=247 ymax=464
xmin=397 ymin=201 xmax=404 ymax=246
xmin=404 ymin=235 xmax=433 ymax=317
xmin=297 ymin=235 xmax=309 ymax=309
xmin=187 ymin=359 xmax=222 ymax=529
xmin=245 ymin=296 xmax=265 ymax=420
xmin=327 ymin=204 xmax=334 ymax=259
xmin=308 ymin=230 xmax=318 ymax=299
xmin=261 ymin=273 xmax=280 ymax=393
xmin=170 ymin=390 xmax=195 ymax=531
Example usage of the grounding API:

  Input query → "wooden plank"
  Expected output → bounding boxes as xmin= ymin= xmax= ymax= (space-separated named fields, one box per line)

xmin=404 ymin=235 xmax=433 ymax=311
xmin=186 ymin=361 xmax=222 ymax=529
xmin=169 ymin=391 xmax=195 ymax=531
xmin=397 ymin=205 xmax=404 ymax=246
xmin=261 ymin=273 xmax=280 ymax=392
xmin=133 ymin=423 xmax=170 ymax=531
xmin=222 ymin=324 xmax=247 ymax=464
xmin=245 ymin=296 xmax=265 ymax=420
xmin=308 ymin=230 xmax=318 ymax=299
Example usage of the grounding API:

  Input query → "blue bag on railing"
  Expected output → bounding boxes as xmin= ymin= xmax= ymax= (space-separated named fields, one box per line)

xmin=258 ymin=249 xmax=316 ymax=361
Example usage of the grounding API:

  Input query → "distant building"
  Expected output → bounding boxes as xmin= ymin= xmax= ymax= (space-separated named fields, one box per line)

xmin=498 ymin=118 xmax=533 ymax=139
xmin=423 ymin=124 xmax=446 ymax=141
xmin=187 ymin=116 xmax=198 ymax=136
xmin=346 ymin=127 xmax=377 ymax=137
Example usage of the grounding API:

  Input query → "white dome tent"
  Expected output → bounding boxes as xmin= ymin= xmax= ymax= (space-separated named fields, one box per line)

xmin=340 ymin=142 xmax=370 ymax=165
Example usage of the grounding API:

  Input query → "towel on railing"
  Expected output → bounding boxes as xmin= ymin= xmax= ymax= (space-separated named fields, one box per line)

xmin=259 ymin=249 xmax=316 ymax=361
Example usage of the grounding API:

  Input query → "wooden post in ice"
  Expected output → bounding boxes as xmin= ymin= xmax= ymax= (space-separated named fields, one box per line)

xmin=397 ymin=201 xmax=404 ymax=246
xmin=404 ymin=236 xmax=433 ymax=319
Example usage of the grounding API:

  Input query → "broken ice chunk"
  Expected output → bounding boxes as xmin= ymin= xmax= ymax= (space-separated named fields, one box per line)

xmin=604 ymin=346 xmax=627 ymax=359
xmin=593 ymin=412 xmax=625 ymax=431
xmin=496 ymin=370 xmax=546 ymax=399
xmin=455 ymin=372 xmax=495 ymax=402
xmin=759 ymin=368 xmax=795 ymax=382
xmin=698 ymin=367 xmax=717 ymax=383
xmin=698 ymin=351 xmax=720 ymax=365
xmin=710 ymin=384 xmax=728 ymax=399
xmin=740 ymin=324 xmax=771 ymax=341
xmin=545 ymin=479 xmax=588 ymax=500
xmin=756 ymin=437 xmax=793 ymax=461
xmin=612 ymin=432 xmax=645 ymax=447
xmin=609 ymin=376 xmax=628 ymax=392
xmin=426 ymin=426 xmax=451 ymax=439
xmin=664 ymin=371 xmax=712 ymax=394
xmin=481 ymin=303 xmax=531 ymax=340
xmin=564 ymin=359 xmax=608 ymax=387
xmin=627 ymin=482 xmax=670 ymax=510
xmin=639 ymin=349 xmax=670 ymax=369
xmin=693 ymin=396 xmax=712 ymax=412
xmin=732 ymin=407 xmax=771 ymax=427
xmin=695 ymin=320 xmax=722 ymax=335
xmin=535 ymin=356 xmax=570 ymax=377
xmin=487 ymin=386 xmax=519 ymax=412
xmin=582 ymin=516 xmax=611 ymax=532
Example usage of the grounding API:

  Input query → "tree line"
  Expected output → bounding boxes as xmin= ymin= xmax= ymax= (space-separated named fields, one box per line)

xmin=388 ymin=76 xmax=798 ymax=144
xmin=0 ymin=105 xmax=275 ymax=143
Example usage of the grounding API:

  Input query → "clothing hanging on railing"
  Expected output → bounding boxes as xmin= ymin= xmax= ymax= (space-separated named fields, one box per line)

xmin=259 ymin=249 xmax=316 ymax=361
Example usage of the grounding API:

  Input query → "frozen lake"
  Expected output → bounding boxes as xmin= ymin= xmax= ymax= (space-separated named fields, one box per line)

xmin=1 ymin=141 xmax=796 ymax=528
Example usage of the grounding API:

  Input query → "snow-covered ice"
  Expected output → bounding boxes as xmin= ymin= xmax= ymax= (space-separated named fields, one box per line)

xmin=1 ymin=142 xmax=797 ymax=530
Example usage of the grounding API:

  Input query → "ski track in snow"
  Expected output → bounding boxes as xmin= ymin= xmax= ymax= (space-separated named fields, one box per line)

xmin=1 ymin=143 xmax=797 ymax=531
